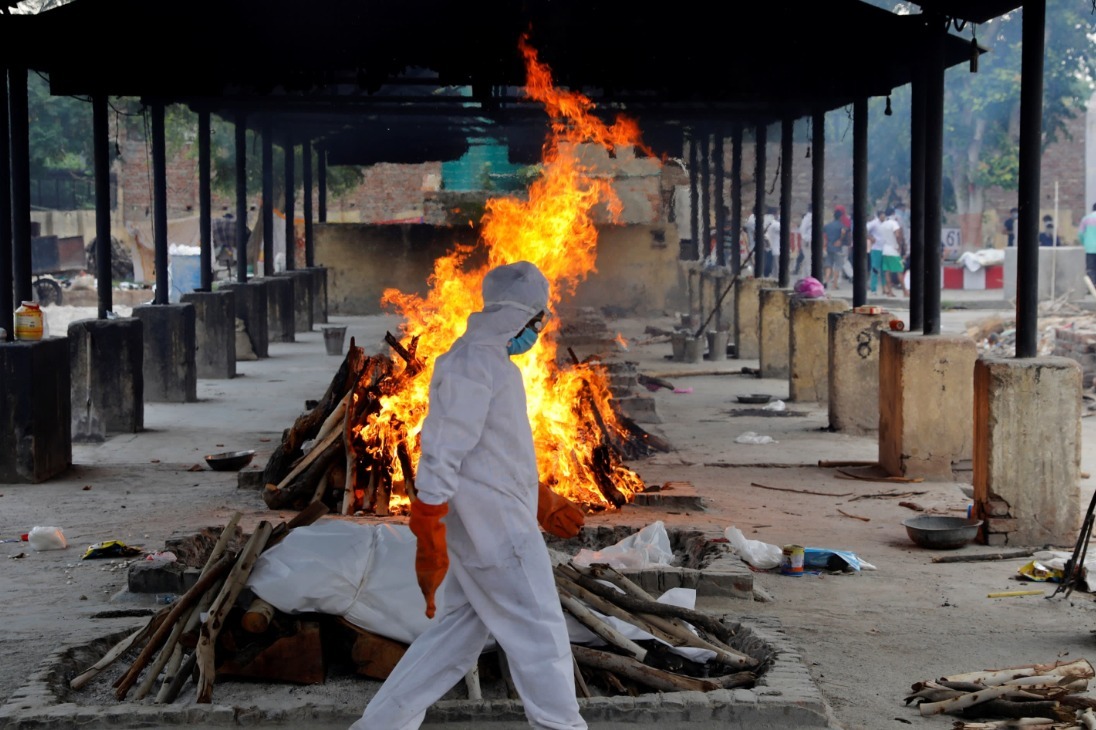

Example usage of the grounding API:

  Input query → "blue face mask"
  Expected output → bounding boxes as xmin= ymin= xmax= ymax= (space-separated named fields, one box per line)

xmin=507 ymin=327 xmax=539 ymax=356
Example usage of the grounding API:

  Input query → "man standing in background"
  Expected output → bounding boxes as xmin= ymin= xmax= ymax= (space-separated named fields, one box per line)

xmin=1079 ymin=203 xmax=1096 ymax=285
xmin=795 ymin=204 xmax=812 ymax=276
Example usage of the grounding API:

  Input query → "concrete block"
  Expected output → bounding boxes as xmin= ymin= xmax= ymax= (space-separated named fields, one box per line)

xmin=68 ymin=318 xmax=143 ymax=441
xmin=221 ymin=280 xmax=268 ymax=359
xmin=131 ymin=304 xmax=198 ymax=403
xmin=758 ymin=288 xmax=793 ymax=379
xmin=878 ymin=332 xmax=977 ymax=479
xmin=789 ymin=297 xmax=849 ymax=403
xmin=1004 ymin=246 xmax=1087 ymax=301
xmin=127 ymin=561 xmax=199 ymax=594
xmin=181 ymin=290 xmax=236 ymax=379
xmin=734 ymin=277 xmax=776 ymax=361
xmin=307 ymin=267 xmax=328 ymax=324
xmin=827 ymin=311 xmax=890 ymax=432
xmin=278 ymin=270 xmax=314 ymax=333
xmin=0 ymin=338 xmax=72 ymax=483
xmin=973 ymin=356 xmax=1083 ymax=546
xmin=263 ymin=275 xmax=296 ymax=343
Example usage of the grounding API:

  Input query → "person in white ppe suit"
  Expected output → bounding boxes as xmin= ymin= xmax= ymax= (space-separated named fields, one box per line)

xmin=352 ymin=260 xmax=588 ymax=730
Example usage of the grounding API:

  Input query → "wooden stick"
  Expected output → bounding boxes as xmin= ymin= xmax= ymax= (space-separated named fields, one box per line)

xmin=570 ymin=644 xmax=719 ymax=693
xmin=558 ymin=588 xmax=647 ymax=661
xmin=153 ymin=644 xmax=183 ymax=703
xmin=315 ymin=392 xmax=350 ymax=442
xmin=241 ymin=598 xmax=277 ymax=633
xmin=70 ymin=612 xmax=168 ymax=690
xmin=196 ymin=521 xmax=274 ymax=703
xmin=113 ymin=553 xmax=235 ymax=700
xmin=836 ymin=468 xmax=924 ymax=484
xmin=161 ymin=650 xmax=198 ymax=704
xmin=464 ymin=665 xmax=482 ymax=701
xmin=270 ymin=426 xmax=343 ymax=493
xmin=750 ymin=482 xmax=852 ymax=498
xmin=818 ymin=459 xmax=879 ymax=467
xmin=837 ymin=509 xmax=870 ymax=522
xmin=572 ymin=653 xmax=591 ymax=699
xmin=940 ymin=658 xmax=1094 ymax=686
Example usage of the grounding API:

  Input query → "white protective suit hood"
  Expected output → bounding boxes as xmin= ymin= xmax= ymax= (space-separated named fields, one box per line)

xmin=464 ymin=260 xmax=550 ymax=346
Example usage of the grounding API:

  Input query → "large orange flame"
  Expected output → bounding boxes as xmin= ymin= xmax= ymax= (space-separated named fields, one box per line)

xmin=370 ymin=37 xmax=651 ymax=510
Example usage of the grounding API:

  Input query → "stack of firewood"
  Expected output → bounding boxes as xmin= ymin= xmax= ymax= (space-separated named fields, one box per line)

xmin=905 ymin=659 xmax=1096 ymax=729
xmin=69 ymin=503 xmax=330 ymax=704
xmin=260 ymin=334 xmax=669 ymax=516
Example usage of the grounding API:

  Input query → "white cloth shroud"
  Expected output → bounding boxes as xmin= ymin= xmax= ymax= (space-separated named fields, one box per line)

xmin=247 ymin=520 xmax=715 ymax=661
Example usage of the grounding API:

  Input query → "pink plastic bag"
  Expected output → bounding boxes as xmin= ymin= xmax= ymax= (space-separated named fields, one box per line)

xmin=794 ymin=276 xmax=825 ymax=299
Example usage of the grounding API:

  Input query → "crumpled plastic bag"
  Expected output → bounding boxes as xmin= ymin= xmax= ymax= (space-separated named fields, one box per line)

xmin=1017 ymin=560 xmax=1064 ymax=583
xmin=803 ymin=547 xmax=876 ymax=572
xmin=735 ymin=431 xmax=777 ymax=444
xmin=82 ymin=540 xmax=143 ymax=560
xmin=762 ymin=399 xmax=786 ymax=412
xmin=794 ymin=276 xmax=826 ymax=298
xmin=572 ymin=521 xmax=674 ymax=569
xmin=724 ymin=527 xmax=782 ymax=570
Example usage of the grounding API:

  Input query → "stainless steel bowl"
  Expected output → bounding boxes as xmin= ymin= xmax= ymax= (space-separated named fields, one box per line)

xmin=205 ymin=450 xmax=256 ymax=471
xmin=902 ymin=515 xmax=983 ymax=550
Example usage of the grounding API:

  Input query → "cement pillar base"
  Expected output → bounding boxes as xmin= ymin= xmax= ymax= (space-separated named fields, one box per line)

xmin=221 ymin=281 xmax=269 ymax=359
xmin=278 ymin=271 xmax=314 ymax=333
xmin=879 ymin=332 xmax=977 ymax=479
xmin=68 ymin=318 xmax=143 ymax=441
xmin=973 ymin=356 xmax=1083 ymax=547
xmin=181 ymin=291 xmax=236 ymax=379
xmin=307 ymin=267 xmax=328 ymax=324
xmin=758 ymin=288 xmax=793 ymax=379
xmin=0 ymin=338 xmax=71 ymax=483
xmin=132 ymin=304 xmax=197 ymax=403
xmin=263 ymin=276 xmax=296 ymax=343
xmin=733 ymin=277 xmax=775 ymax=361
xmin=789 ymin=297 xmax=849 ymax=403
xmin=827 ymin=311 xmax=890 ymax=433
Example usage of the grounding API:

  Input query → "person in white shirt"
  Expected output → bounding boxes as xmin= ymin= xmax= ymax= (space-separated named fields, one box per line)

xmin=763 ymin=207 xmax=780 ymax=277
xmin=795 ymin=205 xmax=812 ymax=275
xmin=876 ymin=207 xmax=906 ymax=297
xmin=866 ymin=211 xmax=885 ymax=294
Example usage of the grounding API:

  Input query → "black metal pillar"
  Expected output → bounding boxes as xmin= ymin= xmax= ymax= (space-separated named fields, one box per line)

xmin=811 ymin=110 xmax=825 ymax=280
xmin=852 ymin=98 xmax=869 ymax=307
xmin=0 ymin=68 xmax=13 ymax=339
xmin=303 ymin=141 xmax=314 ymax=268
xmin=730 ymin=123 xmax=742 ymax=275
xmin=909 ymin=61 xmax=927 ymax=332
xmin=778 ymin=117 xmax=792 ymax=287
xmin=262 ymin=120 xmax=274 ymax=276
xmin=284 ymin=133 xmax=295 ymax=271
xmin=923 ymin=16 xmax=946 ymax=335
xmin=198 ymin=110 xmax=212 ymax=292
xmin=1015 ymin=0 xmax=1046 ymax=358
xmin=714 ymin=129 xmax=726 ymax=268
xmin=92 ymin=95 xmax=113 ymax=318
xmin=234 ymin=113 xmax=248 ymax=283
xmin=687 ymin=129 xmax=699 ymax=260
xmin=151 ymin=101 xmax=169 ymax=305
xmin=317 ymin=146 xmax=327 ymax=224
xmin=753 ymin=123 xmax=767 ymax=275
xmin=9 ymin=67 xmax=31 ymax=306
xmin=701 ymin=129 xmax=711 ymax=263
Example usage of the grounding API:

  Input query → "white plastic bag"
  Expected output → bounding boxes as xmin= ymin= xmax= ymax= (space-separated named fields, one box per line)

xmin=735 ymin=431 xmax=777 ymax=444
xmin=572 ymin=521 xmax=674 ymax=570
xmin=762 ymin=399 xmax=786 ymax=412
xmin=724 ymin=526 xmax=781 ymax=570
xmin=27 ymin=526 xmax=67 ymax=551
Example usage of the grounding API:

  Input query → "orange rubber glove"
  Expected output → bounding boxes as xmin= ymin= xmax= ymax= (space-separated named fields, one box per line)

xmin=537 ymin=482 xmax=585 ymax=539
xmin=409 ymin=500 xmax=449 ymax=619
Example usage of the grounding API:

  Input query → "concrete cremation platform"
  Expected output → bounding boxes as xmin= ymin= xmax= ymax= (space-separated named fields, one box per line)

xmin=131 ymin=303 xmax=198 ymax=404
xmin=878 ymin=332 xmax=976 ymax=479
xmin=278 ymin=270 xmax=314 ymax=333
xmin=307 ymin=266 xmax=329 ymax=325
xmin=263 ymin=275 xmax=296 ymax=343
xmin=68 ymin=318 xmax=143 ymax=441
xmin=788 ymin=297 xmax=848 ymax=403
xmin=758 ymin=288 xmax=793 ymax=379
xmin=221 ymin=280 xmax=269 ymax=359
xmin=827 ymin=311 xmax=890 ymax=433
xmin=733 ymin=276 xmax=775 ymax=361
xmin=973 ymin=356 xmax=1083 ymax=547
xmin=0 ymin=337 xmax=71 ymax=483
xmin=180 ymin=290 xmax=236 ymax=379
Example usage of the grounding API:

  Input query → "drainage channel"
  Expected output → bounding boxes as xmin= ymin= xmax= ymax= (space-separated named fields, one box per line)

xmin=0 ymin=524 xmax=839 ymax=730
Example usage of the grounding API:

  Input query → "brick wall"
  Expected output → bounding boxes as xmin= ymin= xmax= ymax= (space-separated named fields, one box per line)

xmin=1053 ymin=325 xmax=1096 ymax=387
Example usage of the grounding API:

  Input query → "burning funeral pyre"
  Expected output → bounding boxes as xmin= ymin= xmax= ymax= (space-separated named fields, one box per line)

xmin=262 ymin=37 xmax=671 ymax=516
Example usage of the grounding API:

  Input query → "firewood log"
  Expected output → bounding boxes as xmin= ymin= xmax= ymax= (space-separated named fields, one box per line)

xmin=69 ymin=608 xmax=171 ymax=690
xmin=241 ymin=598 xmax=277 ymax=634
xmin=570 ymin=644 xmax=719 ymax=693
xmin=557 ymin=588 xmax=647 ymax=662
xmin=940 ymin=659 xmax=1095 ymax=687
xmin=263 ymin=431 xmax=344 ymax=510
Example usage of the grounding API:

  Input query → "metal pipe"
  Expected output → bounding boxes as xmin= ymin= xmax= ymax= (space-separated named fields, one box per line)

xmin=852 ymin=98 xmax=868 ymax=307
xmin=687 ymin=128 xmax=699 ymax=261
xmin=303 ymin=141 xmax=314 ymax=268
xmin=0 ymin=68 xmax=11 ymax=339
xmin=198 ymin=110 xmax=212 ymax=292
xmin=92 ymin=95 xmax=113 ymax=318
xmin=701 ymin=128 xmax=711 ymax=264
xmin=909 ymin=60 xmax=926 ymax=332
xmin=9 ymin=67 xmax=31 ymax=306
xmin=318 ymin=146 xmax=327 ymax=224
xmin=283 ymin=132 xmax=295 ymax=271
xmin=811 ymin=110 xmax=825 ymax=281
xmin=923 ymin=16 xmax=946 ymax=335
xmin=235 ymin=112 xmax=248 ymax=283
xmin=1015 ymin=0 xmax=1046 ymax=358
xmin=730 ymin=123 xmax=742 ymax=276
xmin=151 ymin=101 xmax=169 ymax=305
xmin=779 ymin=117 xmax=792 ymax=288
xmin=262 ymin=120 xmax=274 ymax=277
xmin=754 ymin=122 xmax=767 ymax=277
